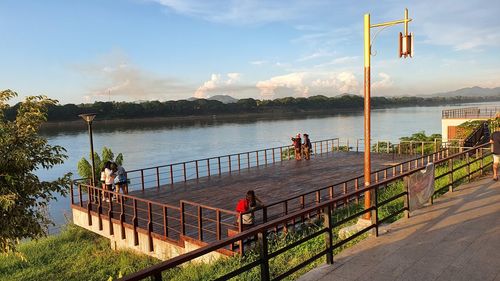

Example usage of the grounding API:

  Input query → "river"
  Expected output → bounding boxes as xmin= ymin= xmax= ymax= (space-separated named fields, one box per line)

xmin=40 ymin=102 xmax=499 ymax=232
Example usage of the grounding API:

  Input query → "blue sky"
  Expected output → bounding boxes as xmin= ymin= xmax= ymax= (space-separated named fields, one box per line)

xmin=1 ymin=0 xmax=499 ymax=104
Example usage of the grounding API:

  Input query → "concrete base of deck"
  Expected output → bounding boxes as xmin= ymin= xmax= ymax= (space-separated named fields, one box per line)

xmin=72 ymin=207 xmax=226 ymax=262
xmin=299 ymin=176 xmax=500 ymax=281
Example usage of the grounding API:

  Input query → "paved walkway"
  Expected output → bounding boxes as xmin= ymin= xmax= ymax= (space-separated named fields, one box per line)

xmin=299 ymin=176 xmax=500 ymax=281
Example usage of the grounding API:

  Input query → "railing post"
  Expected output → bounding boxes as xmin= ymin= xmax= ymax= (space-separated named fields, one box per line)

xmin=195 ymin=160 xmax=199 ymax=179
xmin=387 ymin=141 xmax=390 ymax=153
xmin=207 ymin=159 xmax=211 ymax=176
xmin=264 ymin=150 xmax=268 ymax=165
xmin=480 ymin=148 xmax=484 ymax=175
xmin=141 ymin=169 xmax=145 ymax=191
xmin=256 ymin=151 xmax=259 ymax=166
xmin=163 ymin=206 xmax=168 ymax=239
xmin=78 ymin=184 xmax=83 ymax=208
xmin=238 ymin=154 xmax=241 ymax=170
xmin=170 ymin=165 xmax=174 ymax=184
xmin=247 ymin=152 xmax=251 ymax=167
xmin=466 ymin=152 xmax=471 ymax=181
xmin=70 ymin=181 xmax=74 ymax=205
xmin=228 ymin=155 xmax=232 ymax=173
xmin=258 ymin=231 xmax=270 ymax=281
xmin=404 ymin=179 xmax=410 ymax=218
xmin=217 ymin=157 xmax=221 ymax=175
xmin=262 ymin=206 xmax=268 ymax=223
xmin=356 ymin=139 xmax=359 ymax=152
xmin=120 ymin=196 xmax=126 ymax=239
xmin=156 ymin=167 xmax=160 ymax=188
xmin=272 ymin=148 xmax=276 ymax=163
xmin=148 ymin=202 xmax=154 ymax=252
xmin=216 ymin=209 xmax=221 ymax=240
xmin=180 ymin=201 xmax=186 ymax=236
xmin=324 ymin=204 xmax=334 ymax=265
xmin=97 ymin=189 xmax=103 ymax=230
xmin=108 ymin=199 xmax=113 ymax=236
xmin=133 ymin=199 xmax=138 ymax=246
xmin=448 ymin=158 xmax=454 ymax=192
xmin=434 ymin=139 xmax=437 ymax=153
xmin=183 ymin=162 xmax=187 ymax=181
xmin=347 ymin=139 xmax=350 ymax=152
xmin=376 ymin=141 xmax=379 ymax=153
xmin=86 ymin=185 xmax=92 ymax=226
xmin=372 ymin=186 xmax=378 ymax=237
xmin=198 ymin=206 xmax=203 ymax=241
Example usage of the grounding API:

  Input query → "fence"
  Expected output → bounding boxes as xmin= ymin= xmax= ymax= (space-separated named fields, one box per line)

xmin=119 ymin=143 xmax=492 ymax=281
xmin=442 ymin=106 xmax=500 ymax=119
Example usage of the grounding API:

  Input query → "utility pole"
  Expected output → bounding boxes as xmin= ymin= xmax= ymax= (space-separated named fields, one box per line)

xmin=363 ymin=8 xmax=413 ymax=221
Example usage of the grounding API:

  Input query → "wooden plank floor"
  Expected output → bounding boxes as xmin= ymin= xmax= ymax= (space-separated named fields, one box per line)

xmin=129 ymin=151 xmax=412 ymax=212
xmin=84 ymin=151 xmax=417 ymax=245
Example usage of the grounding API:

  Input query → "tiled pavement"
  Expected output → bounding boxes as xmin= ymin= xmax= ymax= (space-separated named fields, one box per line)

xmin=299 ymin=176 xmax=500 ymax=281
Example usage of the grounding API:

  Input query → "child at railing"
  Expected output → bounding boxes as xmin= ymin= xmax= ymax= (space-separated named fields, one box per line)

xmin=235 ymin=190 xmax=263 ymax=228
xmin=291 ymin=134 xmax=302 ymax=160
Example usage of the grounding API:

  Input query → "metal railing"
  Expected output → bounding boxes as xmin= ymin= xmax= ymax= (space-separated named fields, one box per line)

xmin=122 ymin=138 xmax=342 ymax=192
xmin=119 ymin=143 xmax=492 ymax=281
xmin=442 ymin=106 xmax=500 ymax=119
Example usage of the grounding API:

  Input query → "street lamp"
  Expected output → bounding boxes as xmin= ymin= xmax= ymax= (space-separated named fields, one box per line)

xmin=363 ymin=9 xmax=413 ymax=222
xmin=79 ymin=113 xmax=97 ymax=186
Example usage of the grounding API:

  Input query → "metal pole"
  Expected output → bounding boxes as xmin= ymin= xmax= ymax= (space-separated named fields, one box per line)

xmin=363 ymin=13 xmax=372 ymax=220
xmin=88 ymin=121 xmax=96 ymax=186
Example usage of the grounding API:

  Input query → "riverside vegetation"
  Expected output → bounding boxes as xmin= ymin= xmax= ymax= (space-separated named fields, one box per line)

xmin=4 ymin=94 xmax=500 ymax=123
xmin=1 ymin=143 xmax=490 ymax=281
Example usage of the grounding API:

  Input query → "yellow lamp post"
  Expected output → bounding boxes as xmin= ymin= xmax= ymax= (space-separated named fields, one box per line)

xmin=363 ymin=9 xmax=413 ymax=221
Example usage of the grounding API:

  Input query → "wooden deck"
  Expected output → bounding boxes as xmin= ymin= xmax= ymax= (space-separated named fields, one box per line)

xmin=129 ymin=151 xmax=409 ymax=212
xmin=74 ymin=151 xmax=422 ymax=248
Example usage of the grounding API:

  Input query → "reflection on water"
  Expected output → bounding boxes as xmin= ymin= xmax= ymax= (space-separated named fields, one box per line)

xmin=41 ymin=102 xmax=500 ymax=233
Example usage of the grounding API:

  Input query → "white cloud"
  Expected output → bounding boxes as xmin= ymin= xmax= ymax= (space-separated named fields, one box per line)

xmin=372 ymin=72 xmax=393 ymax=90
xmin=150 ymin=0 xmax=324 ymax=25
xmin=311 ymin=71 xmax=359 ymax=94
xmin=297 ymin=50 xmax=335 ymax=62
xmin=256 ymin=72 xmax=309 ymax=100
xmin=194 ymin=72 xmax=242 ymax=98
xmin=250 ymin=60 xmax=267 ymax=65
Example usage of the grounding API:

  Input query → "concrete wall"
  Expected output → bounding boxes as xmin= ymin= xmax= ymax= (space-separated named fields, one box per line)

xmin=72 ymin=207 xmax=226 ymax=262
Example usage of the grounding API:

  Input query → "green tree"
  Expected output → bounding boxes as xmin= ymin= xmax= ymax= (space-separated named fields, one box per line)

xmin=0 ymin=90 xmax=71 ymax=253
xmin=77 ymin=147 xmax=123 ymax=183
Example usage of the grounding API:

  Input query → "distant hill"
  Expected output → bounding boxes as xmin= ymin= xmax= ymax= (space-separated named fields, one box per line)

xmin=430 ymin=86 xmax=500 ymax=97
xmin=188 ymin=95 xmax=238 ymax=104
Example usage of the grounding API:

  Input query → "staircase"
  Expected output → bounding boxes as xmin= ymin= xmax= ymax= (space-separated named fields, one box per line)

xmin=463 ymin=122 xmax=490 ymax=147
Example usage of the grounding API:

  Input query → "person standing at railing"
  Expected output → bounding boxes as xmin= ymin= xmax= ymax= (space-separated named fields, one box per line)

xmin=291 ymin=134 xmax=302 ymax=160
xmin=490 ymin=128 xmax=500 ymax=181
xmin=235 ymin=190 xmax=263 ymax=228
xmin=302 ymin=134 xmax=312 ymax=160
xmin=112 ymin=162 xmax=128 ymax=197
xmin=104 ymin=161 xmax=115 ymax=202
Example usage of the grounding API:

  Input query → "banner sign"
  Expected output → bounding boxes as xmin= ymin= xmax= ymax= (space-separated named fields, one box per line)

xmin=407 ymin=163 xmax=435 ymax=211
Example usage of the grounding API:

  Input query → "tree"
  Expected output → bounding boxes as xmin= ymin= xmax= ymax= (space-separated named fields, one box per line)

xmin=77 ymin=147 xmax=123 ymax=182
xmin=0 ymin=90 xmax=71 ymax=253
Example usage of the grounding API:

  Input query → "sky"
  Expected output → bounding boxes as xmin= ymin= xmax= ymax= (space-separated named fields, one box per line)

xmin=1 ymin=0 xmax=500 ymax=104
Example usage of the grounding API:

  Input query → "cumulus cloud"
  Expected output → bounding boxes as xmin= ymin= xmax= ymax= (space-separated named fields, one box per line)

xmin=194 ymin=72 xmax=242 ymax=98
xmin=311 ymin=71 xmax=359 ymax=94
xmin=372 ymin=72 xmax=393 ymax=90
xmin=256 ymin=72 xmax=309 ymax=100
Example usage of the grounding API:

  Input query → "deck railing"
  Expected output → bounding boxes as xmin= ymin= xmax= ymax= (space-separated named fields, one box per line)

xmin=442 ymin=106 xmax=500 ymax=119
xmin=119 ymin=143 xmax=492 ymax=281
xmin=123 ymin=138 xmax=341 ymax=192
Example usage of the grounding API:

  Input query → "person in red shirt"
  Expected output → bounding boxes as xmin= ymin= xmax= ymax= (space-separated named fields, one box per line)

xmin=291 ymin=134 xmax=302 ymax=160
xmin=235 ymin=190 xmax=263 ymax=227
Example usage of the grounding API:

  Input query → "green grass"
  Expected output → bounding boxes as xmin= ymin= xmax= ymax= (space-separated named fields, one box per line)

xmin=0 ymin=224 xmax=158 ymax=281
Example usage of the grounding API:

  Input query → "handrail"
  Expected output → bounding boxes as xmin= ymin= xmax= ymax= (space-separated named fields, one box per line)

xmin=119 ymin=143 xmax=492 ymax=281
xmin=442 ymin=106 xmax=500 ymax=119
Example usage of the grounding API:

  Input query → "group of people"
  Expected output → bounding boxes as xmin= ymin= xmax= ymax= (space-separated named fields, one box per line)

xmin=100 ymin=161 xmax=128 ymax=202
xmin=291 ymin=133 xmax=312 ymax=160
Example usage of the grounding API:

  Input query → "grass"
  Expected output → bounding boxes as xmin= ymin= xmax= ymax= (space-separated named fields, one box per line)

xmin=0 ymin=224 xmax=158 ymax=281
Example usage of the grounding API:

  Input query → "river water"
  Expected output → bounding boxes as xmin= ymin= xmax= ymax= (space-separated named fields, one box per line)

xmin=40 ymin=102 xmax=499 ymax=232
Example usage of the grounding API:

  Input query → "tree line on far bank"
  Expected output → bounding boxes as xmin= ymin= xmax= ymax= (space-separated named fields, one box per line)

xmin=4 ymin=94 xmax=500 ymax=122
